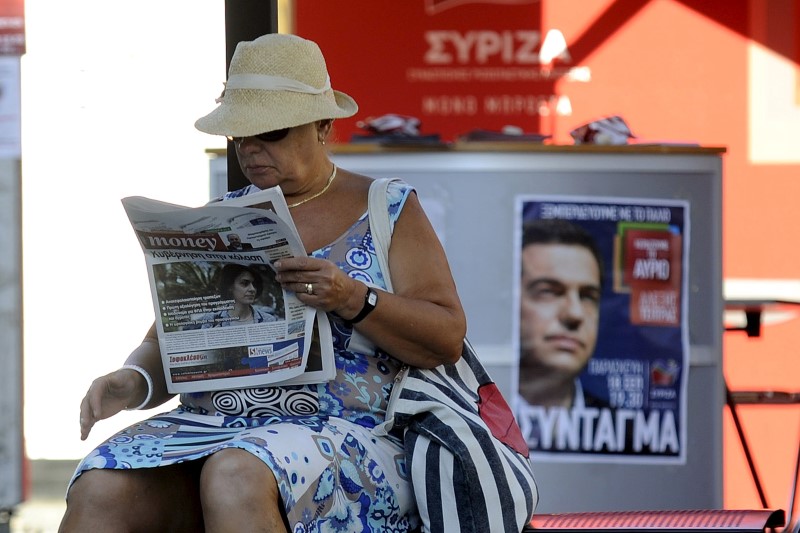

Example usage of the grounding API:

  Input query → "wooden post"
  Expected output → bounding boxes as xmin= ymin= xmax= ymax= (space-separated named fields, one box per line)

xmin=224 ymin=0 xmax=277 ymax=192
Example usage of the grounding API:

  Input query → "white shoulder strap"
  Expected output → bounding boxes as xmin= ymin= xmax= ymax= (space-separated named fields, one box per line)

xmin=368 ymin=178 xmax=401 ymax=293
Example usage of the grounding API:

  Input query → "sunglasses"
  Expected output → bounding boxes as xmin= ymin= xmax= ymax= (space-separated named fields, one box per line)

xmin=227 ymin=127 xmax=291 ymax=144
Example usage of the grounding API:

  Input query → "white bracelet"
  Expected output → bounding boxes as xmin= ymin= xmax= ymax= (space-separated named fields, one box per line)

xmin=122 ymin=364 xmax=154 ymax=411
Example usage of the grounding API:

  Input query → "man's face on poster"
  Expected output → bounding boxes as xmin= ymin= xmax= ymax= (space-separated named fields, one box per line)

xmin=519 ymin=243 xmax=601 ymax=379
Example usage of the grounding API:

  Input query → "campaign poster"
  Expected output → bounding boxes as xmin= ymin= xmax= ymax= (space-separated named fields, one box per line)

xmin=513 ymin=195 xmax=689 ymax=464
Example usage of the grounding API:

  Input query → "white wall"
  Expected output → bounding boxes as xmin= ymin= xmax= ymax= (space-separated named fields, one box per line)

xmin=21 ymin=1 xmax=228 ymax=459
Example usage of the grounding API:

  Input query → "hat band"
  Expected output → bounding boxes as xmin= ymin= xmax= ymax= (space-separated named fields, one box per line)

xmin=225 ymin=74 xmax=332 ymax=94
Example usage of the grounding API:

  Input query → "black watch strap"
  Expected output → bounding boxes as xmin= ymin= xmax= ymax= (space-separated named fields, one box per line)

xmin=346 ymin=288 xmax=378 ymax=325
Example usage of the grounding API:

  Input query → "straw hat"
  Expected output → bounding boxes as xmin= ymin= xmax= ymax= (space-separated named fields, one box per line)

xmin=195 ymin=33 xmax=358 ymax=137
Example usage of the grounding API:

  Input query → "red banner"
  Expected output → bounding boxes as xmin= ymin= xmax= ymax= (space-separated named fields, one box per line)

xmin=0 ymin=0 xmax=24 ymax=55
xmin=295 ymin=0 xmax=569 ymax=142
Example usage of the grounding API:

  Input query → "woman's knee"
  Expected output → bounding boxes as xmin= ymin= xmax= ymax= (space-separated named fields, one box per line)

xmin=61 ymin=465 xmax=204 ymax=532
xmin=200 ymin=447 xmax=278 ymax=498
xmin=200 ymin=448 xmax=288 ymax=531
xmin=61 ymin=469 xmax=156 ymax=532
xmin=66 ymin=469 xmax=136 ymax=511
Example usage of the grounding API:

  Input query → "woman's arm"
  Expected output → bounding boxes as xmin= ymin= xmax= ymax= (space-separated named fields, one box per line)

xmin=275 ymin=192 xmax=467 ymax=369
xmin=348 ymin=192 xmax=466 ymax=367
xmin=79 ymin=323 xmax=175 ymax=440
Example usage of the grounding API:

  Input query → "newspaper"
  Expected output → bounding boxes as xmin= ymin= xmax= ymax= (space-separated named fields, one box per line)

xmin=121 ymin=186 xmax=335 ymax=393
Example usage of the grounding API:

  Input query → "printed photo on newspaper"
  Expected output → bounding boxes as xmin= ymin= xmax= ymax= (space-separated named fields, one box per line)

xmin=121 ymin=186 xmax=335 ymax=393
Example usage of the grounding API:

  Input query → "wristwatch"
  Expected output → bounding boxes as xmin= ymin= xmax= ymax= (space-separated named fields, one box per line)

xmin=346 ymin=288 xmax=379 ymax=325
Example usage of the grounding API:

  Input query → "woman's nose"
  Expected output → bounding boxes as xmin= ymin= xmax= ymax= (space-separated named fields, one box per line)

xmin=235 ymin=137 xmax=263 ymax=153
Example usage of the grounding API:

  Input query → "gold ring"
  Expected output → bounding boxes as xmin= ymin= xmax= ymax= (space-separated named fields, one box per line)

xmin=305 ymin=283 xmax=314 ymax=295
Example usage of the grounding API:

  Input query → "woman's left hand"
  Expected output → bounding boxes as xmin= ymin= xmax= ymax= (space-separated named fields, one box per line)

xmin=273 ymin=256 xmax=362 ymax=315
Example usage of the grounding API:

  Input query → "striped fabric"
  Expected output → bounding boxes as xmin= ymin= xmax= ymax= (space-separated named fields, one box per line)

xmin=393 ymin=340 xmax=538 ymax=533
xmin=368 ymin=178 xmax=538 ymax=533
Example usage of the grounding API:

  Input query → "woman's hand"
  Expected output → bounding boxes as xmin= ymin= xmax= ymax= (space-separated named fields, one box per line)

xmin=273 ymin=256 xmax=364 ymax=317
xmin=79 ymin=367 xmax=146 ymax=441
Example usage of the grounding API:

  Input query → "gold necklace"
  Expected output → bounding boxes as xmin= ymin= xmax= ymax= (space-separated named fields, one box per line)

xmin=287 ymin=164 xmax=337 ymax=209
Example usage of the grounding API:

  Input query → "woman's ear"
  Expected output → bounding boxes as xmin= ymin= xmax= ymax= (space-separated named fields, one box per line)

xmin=317 ymin=119 xmax=334 ymax=143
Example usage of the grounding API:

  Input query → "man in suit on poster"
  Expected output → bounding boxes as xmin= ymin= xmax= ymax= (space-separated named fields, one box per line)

xmin=516 ymin=218 xmax=606 ymax=411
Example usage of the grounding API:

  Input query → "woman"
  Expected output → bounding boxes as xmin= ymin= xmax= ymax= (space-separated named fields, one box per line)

xmin=60 ymin=33 xmax=466 ymax=532
xmin=200 ymin=263 xmax=278 ymax=328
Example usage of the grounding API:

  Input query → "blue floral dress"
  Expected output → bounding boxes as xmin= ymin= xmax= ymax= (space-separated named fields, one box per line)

xmin=69 ymin=181 xmax=419 ymax=533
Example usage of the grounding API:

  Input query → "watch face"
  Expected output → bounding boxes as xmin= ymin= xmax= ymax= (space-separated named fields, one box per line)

xmin=367 ymin=290 xmax=378 ymax=306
